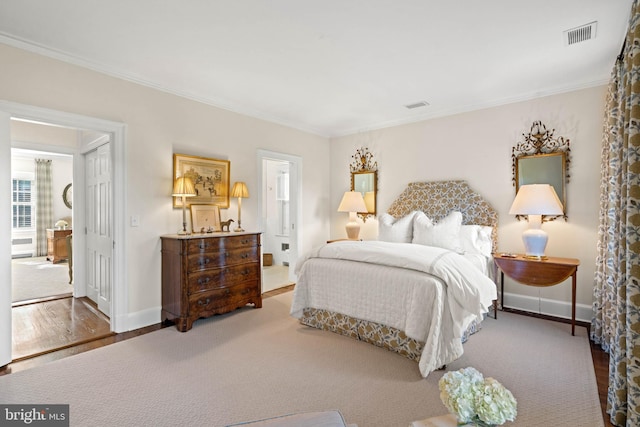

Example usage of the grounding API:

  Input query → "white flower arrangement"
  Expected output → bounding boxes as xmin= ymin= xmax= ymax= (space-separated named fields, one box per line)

xmin=438 ymin=367 xmax=517 ymax=426
xmin=54 ymin=219 xmax=69 ymax=230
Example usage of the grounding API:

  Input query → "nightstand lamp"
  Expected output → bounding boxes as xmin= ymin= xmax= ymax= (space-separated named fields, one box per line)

xmin=338 ymin=191 xmax=367 ymax=240
xmin=231 ymin=181 xmax=249 ymax=232
xmin=509 ymin=184 xmax=563 ymax=259
xmin=172 ymin=176 xmax=196 ymax=235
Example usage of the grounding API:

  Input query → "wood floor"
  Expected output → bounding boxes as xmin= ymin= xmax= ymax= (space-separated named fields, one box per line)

xmin=0 ymin=285 xmax=613 ymax=426
xmin=11 ymin=296 xmax=113 ymax=361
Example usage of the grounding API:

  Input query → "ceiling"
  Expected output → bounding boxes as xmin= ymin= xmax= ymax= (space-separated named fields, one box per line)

xmin=0 ymin=1 xmax=632 ymax=137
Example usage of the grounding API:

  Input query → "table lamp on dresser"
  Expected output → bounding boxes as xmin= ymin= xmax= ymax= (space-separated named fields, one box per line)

xmin=172 ymin=176 xmax=196 ymax=235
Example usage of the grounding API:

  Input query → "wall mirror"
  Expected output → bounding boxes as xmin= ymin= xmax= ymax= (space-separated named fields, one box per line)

xmin=350 ymin=147 xmax=378 ymax=221
xmin=512 ymin=121 xmax=570 ymax=219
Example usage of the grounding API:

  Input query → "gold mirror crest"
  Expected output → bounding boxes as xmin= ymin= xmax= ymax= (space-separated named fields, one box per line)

xmin=350 ymin=147 xmax=378 ymax=222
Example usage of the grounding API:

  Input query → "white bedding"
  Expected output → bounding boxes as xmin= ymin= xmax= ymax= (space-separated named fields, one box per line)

xmin=290 ymin=240 xmax=497 ymax=377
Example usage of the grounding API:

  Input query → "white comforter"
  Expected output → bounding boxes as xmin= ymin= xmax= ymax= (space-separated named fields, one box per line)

xmin=290 ymin=240 xmax=497 ymax=377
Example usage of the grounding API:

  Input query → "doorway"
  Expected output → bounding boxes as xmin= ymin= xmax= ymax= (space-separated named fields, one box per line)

xmin=7 ymin=121 xmax=113 ymax=362
xmin=0 ymin=101 xmax=127 ymax=367
xmin=257 ymin=150 xmax=302 ymax=292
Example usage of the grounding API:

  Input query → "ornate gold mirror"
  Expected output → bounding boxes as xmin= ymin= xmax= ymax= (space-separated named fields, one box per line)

xmin=350 ymin=147 xmax=378 ymax=221
xmin=512 ymin=121 xmax=570 ymax=219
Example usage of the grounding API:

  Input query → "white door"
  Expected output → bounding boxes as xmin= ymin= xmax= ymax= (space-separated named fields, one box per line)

xmin=85 ymin=143 xmax=112 ymax=316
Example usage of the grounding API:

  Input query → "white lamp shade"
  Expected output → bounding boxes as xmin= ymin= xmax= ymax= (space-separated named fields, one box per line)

xmin=172 ymin=176 xmax=196 ymax=197
xmin=231 ymin=182 xmax=249 ymax=198
xmin=338 ymin=191 xmax=367 ymax=213
xmin=509 ymin=184 xmax=563 ymax=216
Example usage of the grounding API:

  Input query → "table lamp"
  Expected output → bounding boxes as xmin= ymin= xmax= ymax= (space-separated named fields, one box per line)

xmin=338 ymin=191 xmax=367 ymax=240
xmin=509 ymin=184 xmax=564 ymax=259
xmin=231 ymin=181 xmax=249 ymax=232
xmin=172 ymin=176 xmax=196 ymax=234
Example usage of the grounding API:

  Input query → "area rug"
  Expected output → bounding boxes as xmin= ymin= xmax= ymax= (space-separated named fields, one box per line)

xmin=12 ymin=256 xmax=72 ymax=302
xmin=0 ymin=292 xmax=603 ymax=426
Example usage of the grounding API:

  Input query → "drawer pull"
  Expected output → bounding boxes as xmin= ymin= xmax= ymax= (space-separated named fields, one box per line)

xmin=198 ymin=298 xmax=211 ymax=306
xmin=199 ymin=243 xmax=210 ymax=250
xmin=198 ymin=277 xmax=210 ymax=286
xmin=199 ymin=258 xmax=210 ymax=267
xmin=225 ymin=289 xmax=230 ymax=295
xmin=241 ymin=269 xmax=250 ymax=275
xmin=241 ymin=253 xmax=249 ymax=259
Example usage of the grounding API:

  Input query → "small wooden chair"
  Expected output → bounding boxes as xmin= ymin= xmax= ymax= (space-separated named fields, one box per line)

xmin=65 ymin=234 xmax=73 ymax=284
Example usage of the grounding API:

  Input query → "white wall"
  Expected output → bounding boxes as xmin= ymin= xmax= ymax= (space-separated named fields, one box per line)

xmin=0 ymin=42 xmax=331 ymax=329
xmin=331 ymin=86 xmax=607 ymax=322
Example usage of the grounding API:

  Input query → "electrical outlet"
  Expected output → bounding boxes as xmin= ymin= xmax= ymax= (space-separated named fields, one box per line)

xmin=130 ymin=215 xmax=140 ymax=227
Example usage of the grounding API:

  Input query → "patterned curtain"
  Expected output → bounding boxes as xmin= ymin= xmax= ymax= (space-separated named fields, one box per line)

xmin=591 ymin=1 xmax=640 ymax=426
xmin=35 ymin=159 xmax=53 ymax=256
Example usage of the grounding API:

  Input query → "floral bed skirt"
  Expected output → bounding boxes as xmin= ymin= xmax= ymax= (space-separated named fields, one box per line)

xmin=300 ymin=308 xmax=480 ymax=363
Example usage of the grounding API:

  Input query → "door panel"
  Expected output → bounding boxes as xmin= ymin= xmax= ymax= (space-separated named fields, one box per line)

xmin=85 ymin=143 xmax=112 ymax=316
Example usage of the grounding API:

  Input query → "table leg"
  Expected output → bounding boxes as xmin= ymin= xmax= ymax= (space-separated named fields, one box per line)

xmin=571 ymin=271 xmax=576 ymax=336
xmin=500 ymin=271 xmax=505 ymax=313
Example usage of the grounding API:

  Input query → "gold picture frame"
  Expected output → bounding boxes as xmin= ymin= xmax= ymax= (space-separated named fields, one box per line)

xmin=190 ymin=204 xmax=222 ymax=233
xmin=173 ymin=153 xmax=230 ymax=208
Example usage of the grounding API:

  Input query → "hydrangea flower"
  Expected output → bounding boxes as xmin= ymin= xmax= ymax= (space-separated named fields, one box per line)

xmin=438 ymin=367 xmax=517 ymax=426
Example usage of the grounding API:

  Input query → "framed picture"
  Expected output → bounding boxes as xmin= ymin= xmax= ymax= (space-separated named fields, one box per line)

xmin=173 ymin=153 xmax=230 ymax=208
xmin=190 ymin=204 xmax=221 ymax=233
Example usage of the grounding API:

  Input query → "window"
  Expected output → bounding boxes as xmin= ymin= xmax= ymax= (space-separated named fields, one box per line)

xmin=12 ymin=179 xmax=33 ymax=229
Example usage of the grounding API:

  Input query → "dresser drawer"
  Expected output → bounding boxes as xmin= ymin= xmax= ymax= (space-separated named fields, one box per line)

xmin=189 ymin=282 xmax=261 ymax=316
xmin=187 ymin=234 xmax=258 ymax=254
xmin=188 ymin=263 xmax=260 ymax=294
xmin=186 ymin=246 xmax=259 ymax=272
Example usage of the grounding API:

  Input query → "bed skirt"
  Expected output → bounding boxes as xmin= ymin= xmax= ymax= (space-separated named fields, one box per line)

xmin=300 ymin=308 xmax=480 ymax=363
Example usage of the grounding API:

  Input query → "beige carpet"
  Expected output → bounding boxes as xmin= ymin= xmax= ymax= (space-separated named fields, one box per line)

xmin=12 ymin=256 xmax=72 ymax=302
xmin=0 ymin=292 xmax=602 ymax=427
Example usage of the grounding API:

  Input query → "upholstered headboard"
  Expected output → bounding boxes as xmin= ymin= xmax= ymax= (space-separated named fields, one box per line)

xmin=387 ymin=180 xmax=498 ymax=251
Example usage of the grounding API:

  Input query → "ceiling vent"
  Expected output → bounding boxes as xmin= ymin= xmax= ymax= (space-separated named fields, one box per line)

xmin=564 ymin=21 xmax=597 ymax=46
xmin=405 ymin=101 xmax=429 ymax=110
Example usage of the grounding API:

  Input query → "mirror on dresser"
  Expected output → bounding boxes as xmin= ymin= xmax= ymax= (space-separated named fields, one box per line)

xmin=350 ymin=147 xmax=378 ymax=221
xmin=512 ymin=121 xmax=570 ymax=219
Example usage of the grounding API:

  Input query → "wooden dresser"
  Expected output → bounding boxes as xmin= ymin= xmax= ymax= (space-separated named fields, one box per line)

xmin=46 ymin=228 xmax=72 ymax=263
xmin=161 ymin=232 xmax=262 ymax=332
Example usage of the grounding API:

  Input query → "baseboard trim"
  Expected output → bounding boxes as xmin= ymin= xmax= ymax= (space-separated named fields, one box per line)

xmin=125 ymin=307 xmax=161 ymax=332
xmin=503 ymin=292 xmax=592 ymax=324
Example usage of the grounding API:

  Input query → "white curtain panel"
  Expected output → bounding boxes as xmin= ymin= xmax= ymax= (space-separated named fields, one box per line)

xmin=35 ymin=158 xmax=53 ymax=257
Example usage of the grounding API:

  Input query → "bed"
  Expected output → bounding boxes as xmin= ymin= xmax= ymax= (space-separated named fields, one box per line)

xmin=290 ymin=181 xmax=498 ymax=378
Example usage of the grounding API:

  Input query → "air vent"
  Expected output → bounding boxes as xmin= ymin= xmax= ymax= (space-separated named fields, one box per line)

xmin=405 ymin=101 xmax=429 ymax=110
xmin=564 ymin=21 xmax=597 ymax=46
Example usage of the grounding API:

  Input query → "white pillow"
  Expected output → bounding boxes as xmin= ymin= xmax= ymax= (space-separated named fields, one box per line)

xmin=412 ymin=211 xmax=463 ymax=253
xmin=460 ymin=225 xmax=493 ymax=256
xmin=378 ymin=211 xmax=418 ymax=243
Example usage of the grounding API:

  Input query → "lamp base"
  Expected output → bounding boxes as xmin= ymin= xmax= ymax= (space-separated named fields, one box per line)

xmin=522 ymin=228 xmax=548 ymax=258
xmin=523 ymin=254 xmax=548 ymax=260
xmin=234 ymin=227 xmax=244 ymax=232
xmin=345 ymin=222 xmax=360 ymax=240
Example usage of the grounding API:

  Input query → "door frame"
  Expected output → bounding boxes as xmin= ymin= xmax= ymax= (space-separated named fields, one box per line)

xmin=0 ymin=101 xmax=128 ymax=366
xmin=256 ymin=149 xmax=302 ymax=282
